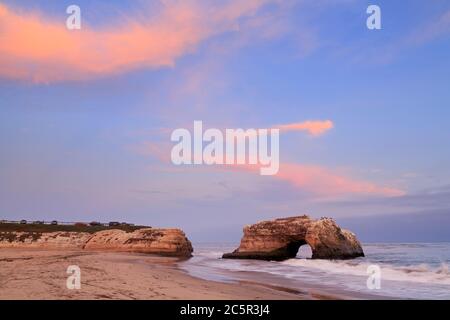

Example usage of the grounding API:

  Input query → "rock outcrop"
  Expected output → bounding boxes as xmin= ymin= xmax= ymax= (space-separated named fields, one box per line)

xmin=223 ymin=216 xmax=364 ymax=261
xmin=84 ymin=228 xmax=193 ymax=257
xmin=0 ymin=228 xmax=193 ymax=257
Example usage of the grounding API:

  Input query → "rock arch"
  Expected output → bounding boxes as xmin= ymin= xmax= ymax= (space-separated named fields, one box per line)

xmin=222 ymin=216 xmax=364 ymax=260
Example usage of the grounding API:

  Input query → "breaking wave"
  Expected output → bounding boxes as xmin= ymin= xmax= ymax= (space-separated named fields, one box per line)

xmin=181 ymin=243 xmax=450 ymax=299
xmin=281 ymin=259 xmax=450 ymax=285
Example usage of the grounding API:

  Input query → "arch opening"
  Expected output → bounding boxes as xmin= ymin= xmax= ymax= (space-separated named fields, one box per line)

xmin=295 ymin=243 xmax=313 ymax=259
xmin=280 ymin=239 xmax=313 ymax=260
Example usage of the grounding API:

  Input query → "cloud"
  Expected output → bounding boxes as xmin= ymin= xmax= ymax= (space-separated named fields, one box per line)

xmin=276 ymin=163 xmax=405 ymax=198
xmin=276 ymin=120 xmax=334 ymax=136
xmin=0 ymin=0 xmax=275 ymax=82
xmin=138 ymin=140 xmax=404 ymax=198
xmin=330 ymin=184 xmax=450 ymax=211
xmin=407 ymin=9 xmax=450 ymax=46
xmin=347 ymin=8 xmax=450 ymax=65
xmin=236 ymin=162 xmax=405 ymax=198
xmin=134 ymin=117 xmax=403 ymax=199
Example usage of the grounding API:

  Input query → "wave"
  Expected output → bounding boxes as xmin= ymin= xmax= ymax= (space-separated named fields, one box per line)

xmin=184 ymin=243 xmax=450 ymax=299
xmin=192 ymin=247 xmax=450 ymax=286
xmin=280 ymin=258 xmax=450 ymax=285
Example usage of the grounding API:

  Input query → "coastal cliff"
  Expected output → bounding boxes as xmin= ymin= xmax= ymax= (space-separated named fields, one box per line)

xmin=0 ymin=228 xmax=193 ymax=257
xmin=0 ymin=231 xmax=91 ymax=249
xmin=84 ymin=228 xmax=193 ymax=257
xmin=223 ymin=216 xmax=364 ymax=260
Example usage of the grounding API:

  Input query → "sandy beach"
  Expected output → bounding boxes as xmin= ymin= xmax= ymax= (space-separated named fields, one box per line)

xmin=0 ymin=249 xmax=313 ymax=300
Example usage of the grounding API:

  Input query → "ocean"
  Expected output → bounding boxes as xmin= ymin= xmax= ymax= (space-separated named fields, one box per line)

xmin=179 ymin=243 xmax=450 ymax=299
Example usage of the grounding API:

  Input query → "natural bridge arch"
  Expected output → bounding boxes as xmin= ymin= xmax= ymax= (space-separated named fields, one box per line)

xmin=223 ymin=216 xmax=364 ymax=261
xmin=296 ymin=242 xmax=313 ymax=259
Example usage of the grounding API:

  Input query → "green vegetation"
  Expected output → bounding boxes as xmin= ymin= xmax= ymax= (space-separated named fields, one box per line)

xmin=0 ymin=223 xmax=148 ymax=234
xmin=0 ymin=231 xmax=42 ymax=243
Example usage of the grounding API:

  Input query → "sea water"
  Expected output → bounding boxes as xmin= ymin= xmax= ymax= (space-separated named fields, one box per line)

xmin=179 ymin=243 xmax=450 ymax=299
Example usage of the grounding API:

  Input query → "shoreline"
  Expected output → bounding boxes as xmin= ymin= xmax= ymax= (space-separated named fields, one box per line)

xmin=178 ymin=259 xmax=387 ymax=300
xmin=0 ymin=248 xmax=309 ymax=300
xmin=0 ymin=248 xmax=390 ymax=300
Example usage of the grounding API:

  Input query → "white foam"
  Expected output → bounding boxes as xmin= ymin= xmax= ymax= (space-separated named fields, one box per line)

xmin=281 ymin=259 xmax=450 ymax=285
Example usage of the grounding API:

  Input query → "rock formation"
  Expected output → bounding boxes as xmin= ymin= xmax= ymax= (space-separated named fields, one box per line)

xmin=0 ymin=231 xmax=91 ymax=249
xmin=0 ymin=228 xmax=193 ymax=257
xmin=84 ymin=228 xmax=193 ymax=257
xmin=223 ymin=216 xmax=364 ymax=260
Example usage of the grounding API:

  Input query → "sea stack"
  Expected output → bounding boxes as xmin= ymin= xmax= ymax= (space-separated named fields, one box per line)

xmin=223 ymin=216 xmax=364 ymax=261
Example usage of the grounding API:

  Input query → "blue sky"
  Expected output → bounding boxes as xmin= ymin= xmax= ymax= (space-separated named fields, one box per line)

xmin=1 ymin=0 xmax=450 ymax=242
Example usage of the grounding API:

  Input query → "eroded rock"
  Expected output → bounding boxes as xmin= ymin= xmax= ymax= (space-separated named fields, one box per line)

xmin=0 ymin=231 xmax=91 ymax=249
xmin=84 ymin=228 xmax=193 ymax=257
xmin=0 ymin=228 xmax=193 ymax=257
xmin=223 ymin=216 xmax=364 ymax=260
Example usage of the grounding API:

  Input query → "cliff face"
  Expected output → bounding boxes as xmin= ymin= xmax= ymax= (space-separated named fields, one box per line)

xmin=0 ymin=228 xmax=193 ymax=257
xmin=223 ymin=216 xmax=364 ymax=261
xmin=0 ymin=231 xmax=91 ymax=249
xmin=84 ymin=228 xmax=193 ymax=257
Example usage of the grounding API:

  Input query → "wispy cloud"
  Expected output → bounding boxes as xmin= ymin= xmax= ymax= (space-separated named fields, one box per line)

xmin=276 ymin=163 xmax=405 ymax=198
xmin=0 ymin=0 xmax=278 ymax=82
xmin=407 ymin=9 xmax=450 ymax=46
xmin=137 ymin=140 xmax=404 ymax=199
xmin=341 ymin=8 xmax=450 ymax=65
xmin=235 ymin=162 xmax=405 ymax=198
xmin=329 ymin=184 xmax=450 ymax=211
xmin=276 ymin=120 xmax=334 ymax=136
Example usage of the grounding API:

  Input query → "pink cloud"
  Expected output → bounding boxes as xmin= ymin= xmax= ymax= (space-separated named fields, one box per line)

xmin=139 ymin=141 xmax=404 ymax=198
xmin=225 ymin=163 xmax=404 ymax=198
xmin=273 ymin=163 xmax=405 ymax=198
xmin=0 ymin=1 xmax=275 ymax=82
xmin=276 ymin=120 xmax=334 ymax=136
xmin=228 ymin=162 xmax=405 ymax=198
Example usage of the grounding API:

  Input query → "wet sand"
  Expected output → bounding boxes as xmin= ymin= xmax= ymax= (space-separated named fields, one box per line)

xmin=0 ymin=249 xmax=312 ymax=300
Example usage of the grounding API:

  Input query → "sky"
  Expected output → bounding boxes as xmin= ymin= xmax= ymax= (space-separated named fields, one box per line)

xmin=1 ymin=0 xmax=450 ymax=242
